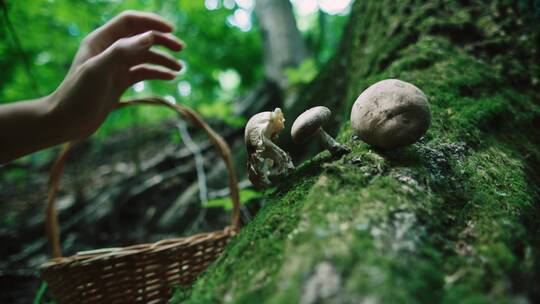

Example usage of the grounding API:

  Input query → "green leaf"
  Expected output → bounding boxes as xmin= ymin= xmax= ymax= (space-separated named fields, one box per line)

xmin=204 ymin=188 xmax=262 ymax=210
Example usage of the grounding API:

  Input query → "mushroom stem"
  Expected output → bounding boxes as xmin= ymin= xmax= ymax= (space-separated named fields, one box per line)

xmin=315 ymin=128 xmax=351 ymax=156
xmin=263 ymin=136 xmax=295 ymax=167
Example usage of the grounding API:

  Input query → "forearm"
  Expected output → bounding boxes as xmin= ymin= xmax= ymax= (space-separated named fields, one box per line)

xmin=0 ymin=12 xmax=182 ymax=164
xmin=0 ymin=95 xmax=71 ymax=163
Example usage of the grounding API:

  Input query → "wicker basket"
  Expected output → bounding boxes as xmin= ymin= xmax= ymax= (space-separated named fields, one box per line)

xmin=39 ymin=98 xmax=241 ymax=304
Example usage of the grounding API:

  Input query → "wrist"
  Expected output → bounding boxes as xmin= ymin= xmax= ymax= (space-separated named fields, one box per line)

xmin=0 ymin=94 xmax=69 ymax=162
xmin=43 ymin=91 xmax=78 ymax=142
xmin=42 ymin=93 xmax=57 ymax=119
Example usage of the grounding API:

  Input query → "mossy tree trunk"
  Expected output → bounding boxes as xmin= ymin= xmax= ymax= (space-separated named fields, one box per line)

xmin=175 ymin=1 xmax=540 ymax=303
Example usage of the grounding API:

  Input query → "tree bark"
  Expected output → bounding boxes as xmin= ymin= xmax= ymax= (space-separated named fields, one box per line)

xmin=254 ymin=0 xmax=308 ymax=89
xmin=179 ymin=0 xmax=540 ymax=303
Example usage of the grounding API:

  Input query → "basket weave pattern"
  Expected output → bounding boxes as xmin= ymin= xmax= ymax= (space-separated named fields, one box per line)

xmin=39 ymin=98 xmax=241 ymax=304
xmin=41 ymin=230 xmax=233 ymax=303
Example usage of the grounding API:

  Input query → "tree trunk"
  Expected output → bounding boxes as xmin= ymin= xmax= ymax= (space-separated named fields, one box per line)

xmin=176 ymin=0 xmax=540 ymax=303
xmin=254 ymin=0 xmax=308 ymax=89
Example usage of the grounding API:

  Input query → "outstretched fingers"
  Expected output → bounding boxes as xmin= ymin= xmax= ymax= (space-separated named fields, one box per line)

xmin=128 ymin=66 xmax=176 ymax=86
xmin=138 ymin=49 xmax=182 ymax=71
xmin=138 ymin=31 xmax=184 ymax=52
xmin=96 ymin=30 xmax=185 ymax=89
xmin=88 ymin=10 xmax=175 ymax=48
xmin=102 ymin=31 xmax=184 ymax=66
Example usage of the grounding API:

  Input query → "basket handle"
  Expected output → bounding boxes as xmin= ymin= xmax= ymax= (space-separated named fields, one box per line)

xmin=45 ymin=97 xmax=241 ymax=258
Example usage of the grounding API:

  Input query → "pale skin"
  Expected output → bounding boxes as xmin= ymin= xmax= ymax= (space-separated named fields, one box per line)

xmin=0 ymin=11 xmax=185 ymax=163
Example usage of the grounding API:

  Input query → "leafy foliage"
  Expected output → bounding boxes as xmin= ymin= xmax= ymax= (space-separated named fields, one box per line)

xmin=284 ymin=58 xmax=318 ymax=85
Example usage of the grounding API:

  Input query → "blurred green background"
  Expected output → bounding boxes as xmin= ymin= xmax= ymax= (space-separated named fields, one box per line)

xmin=0 ymin=0 xmax=352 ymax=166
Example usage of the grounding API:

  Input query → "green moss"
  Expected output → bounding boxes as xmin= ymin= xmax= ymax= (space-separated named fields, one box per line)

xmin=173 ymin=0 xmax=540 ymax=303
xmin=183 ymin=171 xmax=317 ymax=303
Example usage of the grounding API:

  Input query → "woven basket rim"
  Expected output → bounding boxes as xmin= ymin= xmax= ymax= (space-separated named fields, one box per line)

xmin=40 ymin=226 xmax=237 ymax=270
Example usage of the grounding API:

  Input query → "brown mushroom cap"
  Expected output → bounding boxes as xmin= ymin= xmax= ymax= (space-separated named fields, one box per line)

xmin=291 ymin=106 xmax=331 ymax=143
xmin=350 ymin=79 xmax=431 ymax=149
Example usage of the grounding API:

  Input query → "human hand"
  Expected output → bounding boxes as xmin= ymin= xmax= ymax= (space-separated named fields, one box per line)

xmin=49 ymin=11 xmax=184 ymax=139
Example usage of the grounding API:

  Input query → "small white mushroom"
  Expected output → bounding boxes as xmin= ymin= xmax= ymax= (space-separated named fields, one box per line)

xmin=350 ymin=79 xmax=431 ymax=150
xmin=291 ymin=106 xmax=351 ymax=156
xmin=245 ymin=108 xmax=294 ymax=189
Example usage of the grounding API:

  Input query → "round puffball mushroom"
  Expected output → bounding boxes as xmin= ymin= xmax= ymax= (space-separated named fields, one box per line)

xmin=350 ymin=79 xmax=431 ymax=150
xmin=291 ymin=106 xmax=351 ymax=156
xmin=245 ymin=108 xmax=294 ymax=190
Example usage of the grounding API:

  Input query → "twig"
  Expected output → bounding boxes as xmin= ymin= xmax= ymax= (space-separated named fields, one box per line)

xmin=189 ymin=206 xmax=207 ymax=232
xmin=208 ymin=179 xmax=251 ymax=199
xmin=130 ymin=107 xmax=142 ymax=173
xmin=176 ymin=120 xmax=208 ymax=205
xmin=0 ymin=0 xmax=41 ymax=95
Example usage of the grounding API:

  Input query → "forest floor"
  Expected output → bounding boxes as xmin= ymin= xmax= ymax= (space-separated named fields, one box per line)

xmin=0 ymin=117 xmax=247 ymax=303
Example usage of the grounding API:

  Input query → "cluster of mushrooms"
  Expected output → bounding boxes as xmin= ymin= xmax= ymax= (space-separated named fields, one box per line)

xmin=245 ymin=79 xmax=431 ymax=189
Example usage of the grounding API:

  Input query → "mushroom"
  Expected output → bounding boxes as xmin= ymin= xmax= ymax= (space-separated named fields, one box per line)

xmin=291 ymin=106 xmax=351 ymax=156
xmin=350 ymin=79 xmax=431 ymax=150
xmin=245 ymin=108 xmax=294 ymax=189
